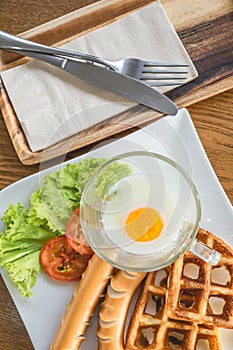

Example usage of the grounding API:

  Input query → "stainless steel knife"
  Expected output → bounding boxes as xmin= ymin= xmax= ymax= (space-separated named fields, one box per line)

xmin=0 ymin=34 xmax=178 ymax=115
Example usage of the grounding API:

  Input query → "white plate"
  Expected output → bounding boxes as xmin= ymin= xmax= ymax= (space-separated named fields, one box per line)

xmin=0 ymin=108 xmax=232 ymax=349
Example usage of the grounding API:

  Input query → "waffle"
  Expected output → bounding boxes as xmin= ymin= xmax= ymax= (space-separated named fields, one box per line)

xmin=126 ymin=229 xmax=233 ymax=349
xmin=167 ymin=229 xmax=233 ymax=329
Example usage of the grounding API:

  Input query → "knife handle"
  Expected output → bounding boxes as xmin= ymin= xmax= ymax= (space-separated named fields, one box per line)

xmin=1 ymin=46 xmax=67 ymax=70
xmin=0 ymin=30 xmax=110 ymax=68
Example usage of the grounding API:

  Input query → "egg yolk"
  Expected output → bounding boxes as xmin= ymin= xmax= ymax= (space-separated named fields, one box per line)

xmin=125 ymin=207 xmax=163 ymax=242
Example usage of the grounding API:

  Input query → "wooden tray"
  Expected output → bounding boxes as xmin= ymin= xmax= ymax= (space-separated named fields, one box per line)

xmin=0 ymin=0 xmax=232 ymax=165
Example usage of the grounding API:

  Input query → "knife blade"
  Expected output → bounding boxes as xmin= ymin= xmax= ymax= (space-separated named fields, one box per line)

xmin=63 ymin=59 xmax=178 ymax=115
xmin=1 ymin=47 xmax=178 ymax=115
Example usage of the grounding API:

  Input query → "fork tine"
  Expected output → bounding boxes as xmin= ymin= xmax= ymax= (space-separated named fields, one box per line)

xmin=143 ymin=61 xmax=189 ymax=68
xmin=145 ymin=81 xmax=184 ymax=87
xmin=141 ymin=76 xmax=188 ymax=81
xmin=140 ymin=61 xmax=189 ymax=85
xmin=142 ymin=68 xmax=188 ymax=74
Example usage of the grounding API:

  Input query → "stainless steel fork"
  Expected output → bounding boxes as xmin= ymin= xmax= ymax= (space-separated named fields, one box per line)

xmin=0 ymin=30 xmax=189 ymax=86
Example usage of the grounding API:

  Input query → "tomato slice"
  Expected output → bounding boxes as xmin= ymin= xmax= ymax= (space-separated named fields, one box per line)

xmin=40 ymin=235 xmax=91 ymax=282
xmin=66 ymin=207 xmax=93 ymax=256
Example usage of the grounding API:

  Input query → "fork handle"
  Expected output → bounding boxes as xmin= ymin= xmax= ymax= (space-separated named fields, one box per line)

xmin=0 ymin=30 xmax=111 ymax=68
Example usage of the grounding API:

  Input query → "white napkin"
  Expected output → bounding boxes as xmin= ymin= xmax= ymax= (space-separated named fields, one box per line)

xmin=1 ymin=1 xmax=197 ymax=152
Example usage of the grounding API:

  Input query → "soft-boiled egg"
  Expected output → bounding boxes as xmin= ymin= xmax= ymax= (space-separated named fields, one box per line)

xmin=102 ymin=173 xmax=181 ymax=255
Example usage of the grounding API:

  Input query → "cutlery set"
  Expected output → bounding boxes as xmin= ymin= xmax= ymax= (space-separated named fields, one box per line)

xmin=0 ymin=30 xmax=190 ymax=115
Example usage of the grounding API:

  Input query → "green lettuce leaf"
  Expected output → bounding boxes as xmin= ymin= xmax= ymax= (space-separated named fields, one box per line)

xmin=59 ymin=158 xmax=107 ymax=207
xmin=0 ymin=157 xmax=132 ymax=297
xmin=0 ymin=157 xmax=107 ymax=297
xmin=28 ymin=171 xmax=73 ymax=233
xmin=4 ymin=251 xmax=41 ymax=298
xmin=0 ymin=203 xmax=55 ymax=297
xmin=28 ymin=158 xmax=106 ymax=234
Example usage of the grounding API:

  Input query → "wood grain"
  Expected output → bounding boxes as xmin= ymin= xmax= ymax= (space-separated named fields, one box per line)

xmin=162 ymin=0 xmax=232 ymax=30
xmin=0 ymin=1 xmax=232 ymax=349
xmin=189 ymin=91 xmax=233 ymax=202
xmin=0 ymin=0 xmax=101 ymax=35
xmin=0 ymin=0 xmax=232 ymax=164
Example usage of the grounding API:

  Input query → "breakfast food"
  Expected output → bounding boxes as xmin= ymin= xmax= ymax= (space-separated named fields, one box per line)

xmin=50 ymin=254 xmax=114 ymax=350
xmin=50 ymin=228 xmax=232 ymax=349
xmin=101 ymin=172 xmax=183 ymax=255
xmin=0 ymin=157 xmax=107 ymax=297
xmin=125 ymin=229 xmax=233 ymax=349
xmin=167 ymin=229 xmax=233 ymax=329
xmin=39 ymin=235 xmax=92 ymax=282
xmin=98 ymin=270 xmax=146 ymax=350
xmin=125 ymin=268 xmax=222 ymax=350
xmin=66 ymin=207 xmax=94 ymax=255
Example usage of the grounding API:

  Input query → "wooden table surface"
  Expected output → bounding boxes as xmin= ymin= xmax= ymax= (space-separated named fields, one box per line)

xmin=0 ymin=1 xmax=232 ymax=349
